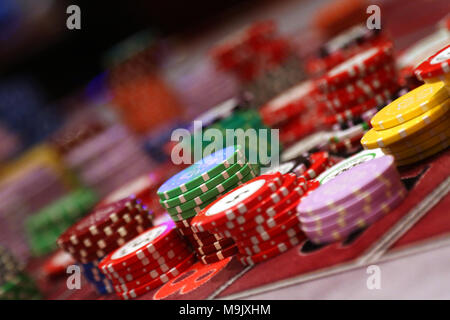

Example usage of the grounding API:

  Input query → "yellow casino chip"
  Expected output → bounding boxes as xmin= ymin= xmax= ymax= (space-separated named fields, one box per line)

xmin=361 ymin=99 xmax=449 ymax=149
xmin=371 ymin=81 xmax=449 ymax=130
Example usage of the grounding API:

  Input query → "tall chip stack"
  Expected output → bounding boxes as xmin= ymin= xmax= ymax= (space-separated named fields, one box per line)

xmin=211 ymin=21 xmax=307 ymax=108
xmin=297 ymin=156 xmax=406 ymax=244
xmin=62 ymin=124 xmax=155 ymax=197
xmin=57 ymin=197 xmax=154 ymax=295
xmin=311 ymin=42 xmax=401 ymax=156
xmin=191 ymin=172 xmax=321 ymax=266
xmin=98 ymin=221 xmax=195 ymax=299
xmin=0 ymin=246 xmax=42 ymax=300
xmin=157 ymin=145 xmax=259 ymax=264
xmin=362 ymin=81 xmax=449 ymax=166
xmin=25 ymin=188 xmax=98 ymax=256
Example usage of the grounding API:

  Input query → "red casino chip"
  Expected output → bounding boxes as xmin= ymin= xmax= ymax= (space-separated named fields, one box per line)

xmin=235 ymin=214 xmax=302 ymax=247
xmin=300 ymin=151 xmax=330 ymax=180
xmin=198 ymin=245 xmax=238 ymax=264
xmin=98 ymin=221 xmax=187 ymax=274
xmin=279 ymin=119 xmax=317 ymax=145
xmin=118 ymin=253 xmax=196 ymax=300
xmin=215 ymin=176 xmax=308 ymax=236
xmin=319 ymin=66 xmax=397 ymax=113
xmin=259 ymin=80 xmax=319 ymax=126
xmin=111 ymin=250 xmax=194 ymax=292
xmin=321 ymin=85 xmax=397 ymax=126
xmin=316 ymin=42 xmax=394 ymax=92
xmin=185 ymin=233 xmax=225 ymax=247
xmin=59 ymin=209 xmax=153 ymax=253
xmin=174 ymin=217 xmax=195 ymax=229
xmin=414 ymin=44 xmax=450 ymax=81
xmin=231 ymin=200 xmax=299 ymax=241
xmin=57 ymin=197 xmax=142 ymax=250
xmin=238 ymin=224 xmax=305 ymax=256
xmin=69 ymin=223 xmax=151 ymax=263
xmin=238 ymin=233 xmax=305 ymax=266
xmin=235 ymin=222 xmax=304 ymax=249
xmin=191 ymin=173 xmax=283 ymax=232
xmin=103 ymin=242 xmax=190 ymax=280
xmin=194 ymin=238 xmax=235 ymax=256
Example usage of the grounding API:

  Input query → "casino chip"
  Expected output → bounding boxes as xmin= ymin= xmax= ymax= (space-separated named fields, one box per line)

xmin=191 ymin=172 xmax=320 ymax=265
xmin=316 ymin=148 xmax=385 ymax=185
xmin=415 ymin=44 xmax=450 ymax=85
xmin=361 ymin=81 xmax=450 ymax=165
xmin=297 ymin=156 xmax=406 ymax=244
xmin=57 ymin=196 xmax=154 ymax=294
xmin=98 ymin=221 xmax=195 ymax=299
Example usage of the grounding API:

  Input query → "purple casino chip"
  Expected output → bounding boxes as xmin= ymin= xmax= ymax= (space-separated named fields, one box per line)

xmin=299 ymin=175 xmax=405 ymax=229
xmin=304 ymin=187 xmax=407 ymax=244
xmin=297 ymin=155 xmax=400 ymax=215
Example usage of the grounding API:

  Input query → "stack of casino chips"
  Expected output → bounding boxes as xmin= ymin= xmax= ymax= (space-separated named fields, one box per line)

xmin=297 ymin=156 xmax=406 ymax=244
xmin=188 ymin=100 xmax=273 ymax=164
xmin=57 ymin=196 xmax=153 ymax=294
xmin=98 ymin=221 xmax=195 ymax=300
xmin=362 ymin=81 xmax=449 ymax=166
xmin=25 ymin=188 xmax=98 ymax=256
xmin=316 ymin=42 xmax=399 ymax=131
xmin=259 ymin=80 xmax=323 ymax=147
xmin=191 ymin=172 xmax=320 ymax=266
xmin=157 ymin=145 xmax=260 ymax=263
xmin=63 ymin=124 xmax=155 ymax=197
xmin=0 ymin=246 xmax=41 ymax=300
xmin=325 ymin=121 xmax=370 ymax=156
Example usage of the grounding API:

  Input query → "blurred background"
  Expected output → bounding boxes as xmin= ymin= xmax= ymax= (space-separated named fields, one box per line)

xmin=0 ymin=0 xmax=449 ymax=299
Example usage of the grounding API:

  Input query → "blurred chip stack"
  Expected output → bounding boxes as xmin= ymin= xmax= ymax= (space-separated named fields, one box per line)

xmin=211 ymin=21 xmax=307 ymax=108
xmin=157 ymin=146 xmax=260 ymax=263
xmin=25 ymin=188 xmax=98 ymax=256
xmin=259 ymin=80 xmax=322 ymax=147
xmin=187 ymin=99 xmax=273 ymax=165
xmin=107 ymin=31 xmax=183 ymax=134
xmin=0 ymin=246 xmax=42 ymax=300
xmin=57 ymin=197 xmax=154 ymax=294
xmin=62 ymin=124 xmax=155 ymax=197
xmin=0 ymin=144 xmax=72 ymax=261
xmin=306 ymin=24 xmax=389 ymax=77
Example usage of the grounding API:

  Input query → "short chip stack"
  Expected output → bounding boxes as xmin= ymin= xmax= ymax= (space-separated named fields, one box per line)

xmin=316 ymin=42 xmax=399 ymax=128
xmin=297 ymin=156 xmax=406 ymax=244
xmin=157 ymin=145 xmax=260 ymax=263
xmin=0 ymin=246 xmax=41 ymax=300
xmin=25 ymin=188 xmax=98 ymax=256
xmin=191 ymin=172 xmax=320 ymax=266
xmin=361 ymin=81 xmax=449 ymax=166
xmin=98 ymin=221 xmax=195 ymax=300
xmin=57 ymin=196 xmax=153 ymax=294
